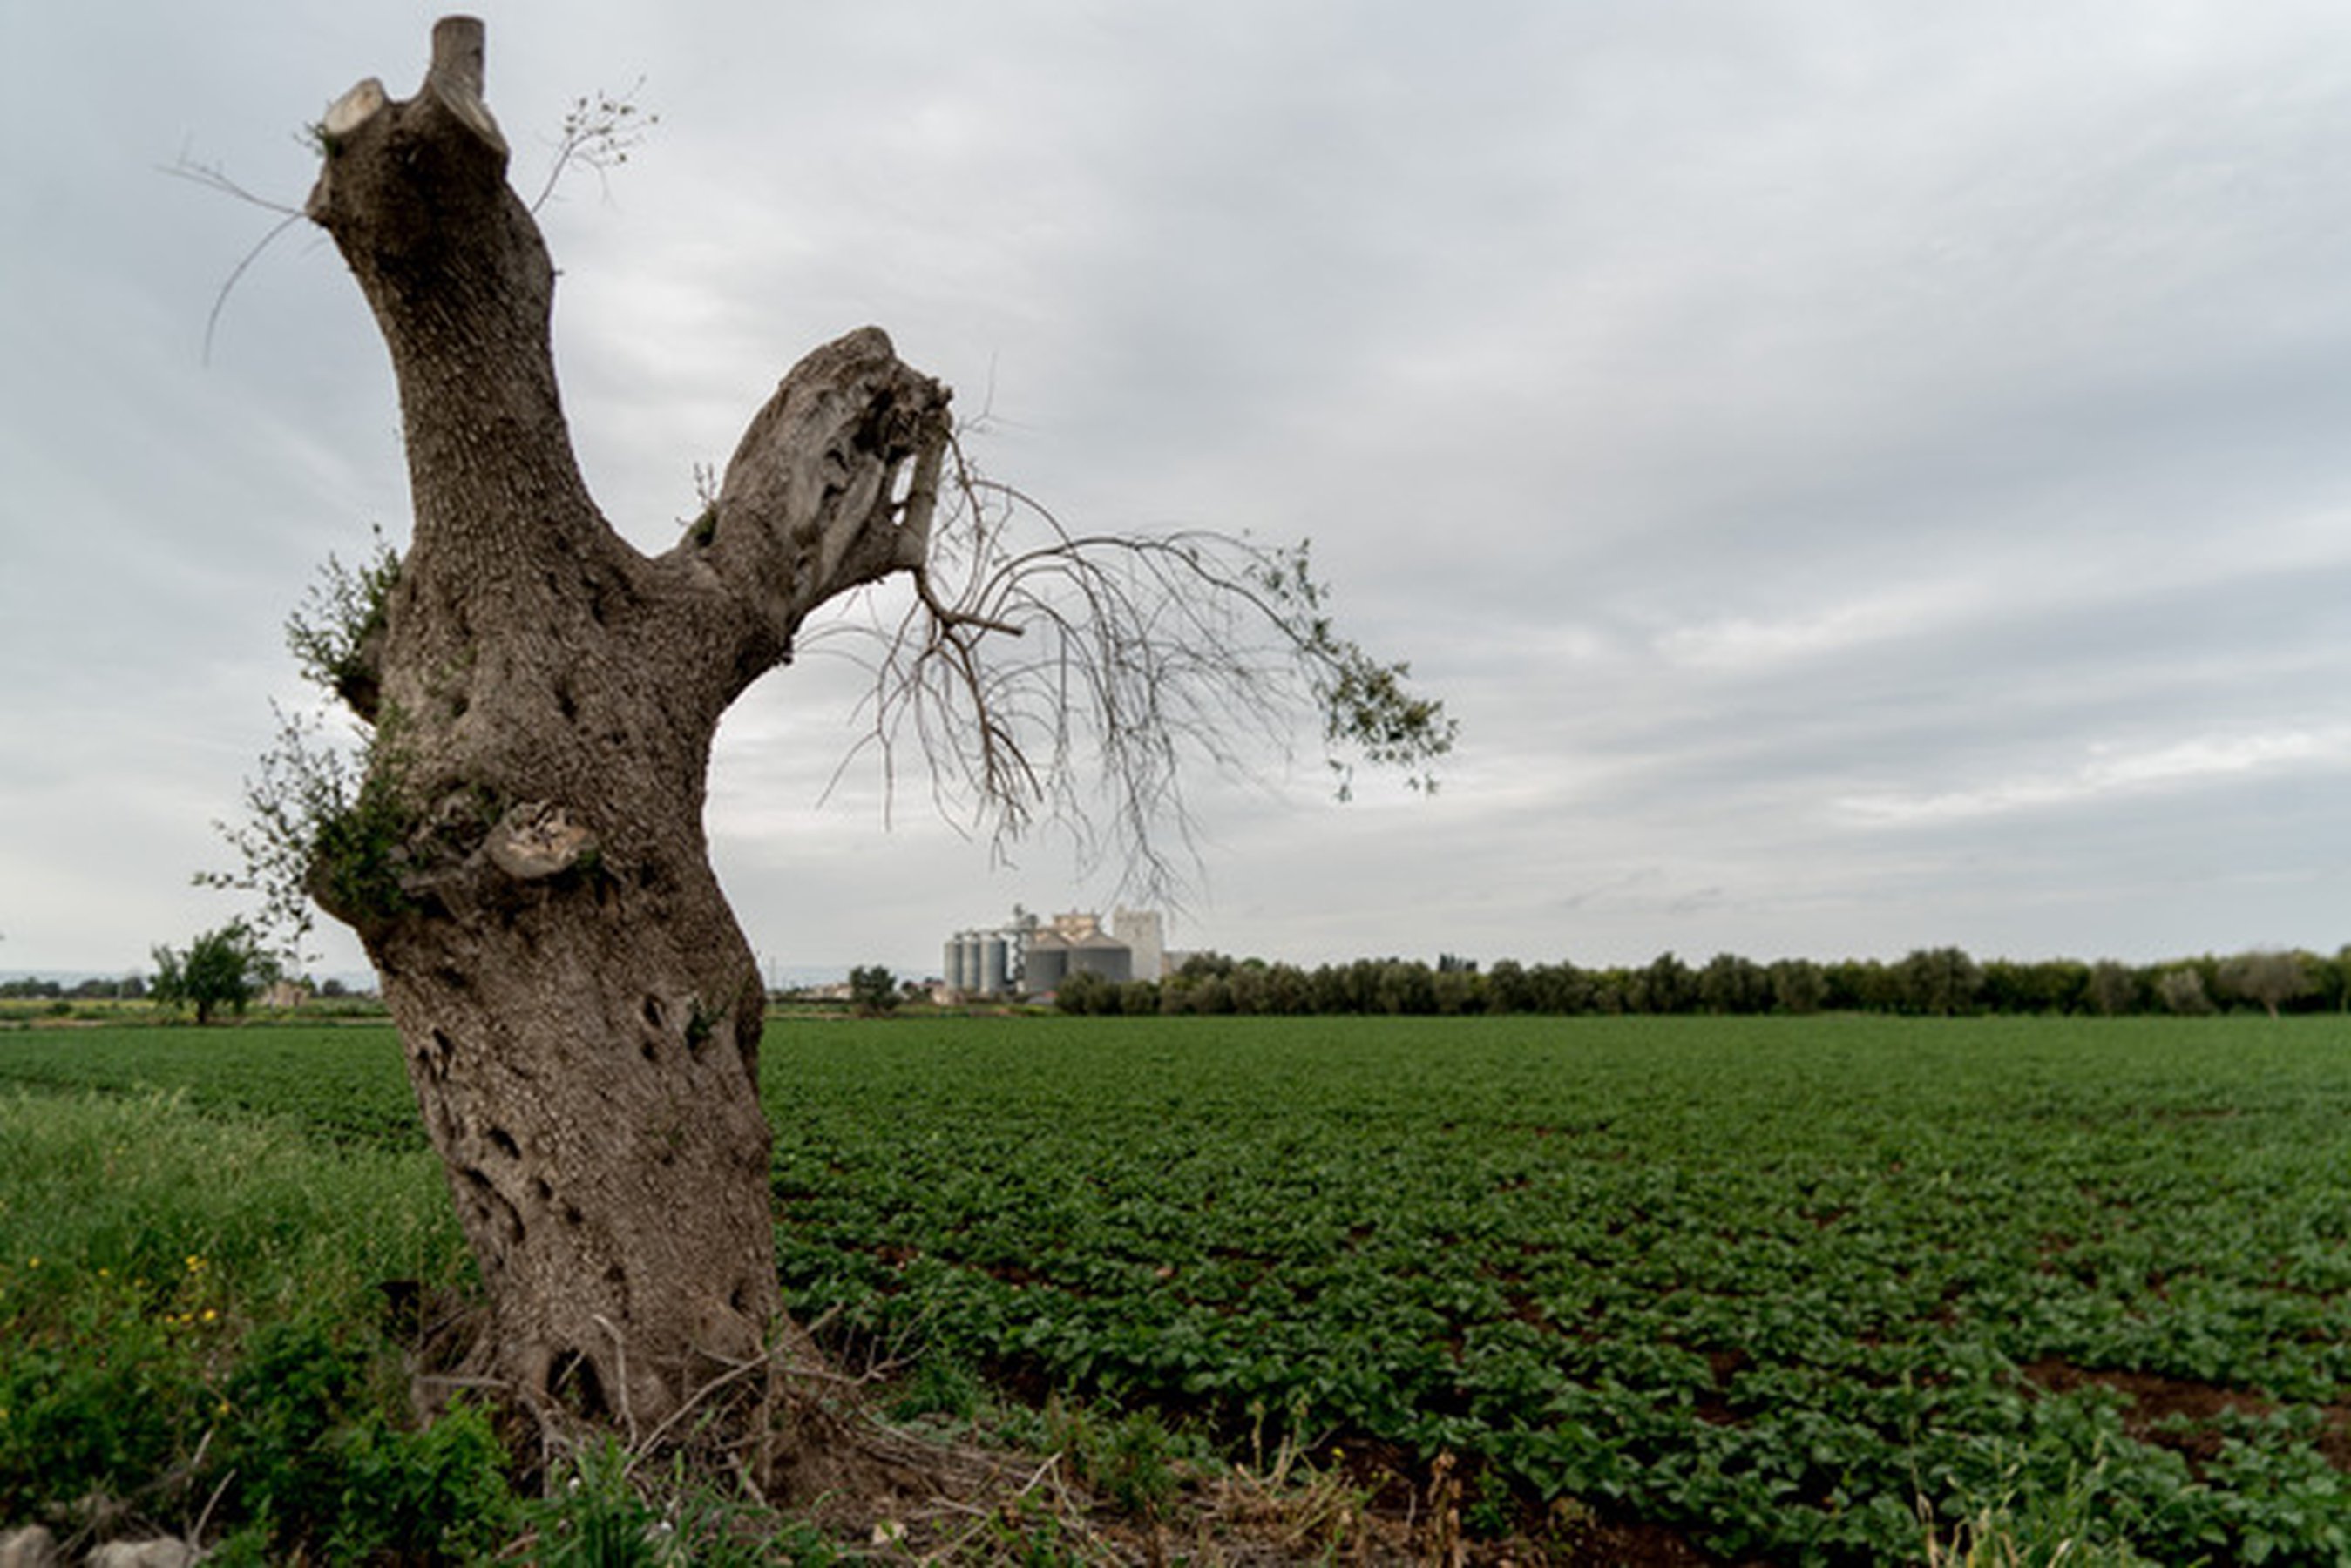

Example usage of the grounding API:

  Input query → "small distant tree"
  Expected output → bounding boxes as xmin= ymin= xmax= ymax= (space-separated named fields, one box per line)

xmin=1634 ymin=951 xmax=1696 ymax=1015
xmin=2219 ymin=949 xmax=2313 ymax=1020
xmin=2084 ymin=960 xmax=2138 ymax=1017
xmin=1822 ymin=959 xmax=1892 ymax=1012
xmin=1226 ymin=960 xmax=1270 ymax=1015
xmin=847 ymin=965 xmax=901 ymax=1017
xmin=1897 ymin=947 xmax=1982 ymax=1017
xmin=1373 ymin=960 xmax=1437 ymax=1016
xmin=1484 ymin=959 xmax=1532 ymax=1014
xmin=1980 ymin=958 xmax=2089 ymax=1015
xmin=151 ymin=921 xmax=273 ymax=1025
xmin=1054 ymin=970 xmax=1114 ymax=1015
xmin=1536 ymin=960 xmax=1599 ymax=1014
xmin=2156 ymin=967 xmax=2214 ymax=1017
xmin=1767 ymin=958 xmax=1827 ymax=1016
xmin=1697 ymin=952 xmax=1770 ymax=1015
xmin=1432 ymin=965 xmax=1487 ymax=1016
xmin=1178 ymin=973 xmax=1240 ymax=1015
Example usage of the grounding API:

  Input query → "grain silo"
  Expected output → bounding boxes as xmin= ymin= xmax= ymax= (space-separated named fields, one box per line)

xmin=1024 ymin=928 xmax=1070 ymax=995
xmin=1066 ymin=926 xmax=1132 ymax=985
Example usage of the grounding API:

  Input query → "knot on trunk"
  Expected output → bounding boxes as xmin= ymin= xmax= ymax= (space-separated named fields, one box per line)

xmin=485 ymin=801 xmax=596 ymax=881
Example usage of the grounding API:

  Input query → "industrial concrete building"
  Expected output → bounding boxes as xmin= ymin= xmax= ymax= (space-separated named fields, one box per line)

xmin=943 ymin=906 xmax=1167 ymax=999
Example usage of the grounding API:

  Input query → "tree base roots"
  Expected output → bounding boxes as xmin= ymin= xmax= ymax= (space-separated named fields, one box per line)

xmin=395 ymin=1288 xmax=1589 ymax=1563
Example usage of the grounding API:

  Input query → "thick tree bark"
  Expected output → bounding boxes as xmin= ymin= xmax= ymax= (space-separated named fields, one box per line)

xmin=302 ymin=18 xmax=950 ymax=1434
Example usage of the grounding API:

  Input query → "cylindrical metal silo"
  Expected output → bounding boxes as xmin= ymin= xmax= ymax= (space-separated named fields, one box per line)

xmin=1069 ymin=930 xmax=1132 ymax=984
xmin=1025 ymin=933 xmax=1069 ymax=996
xmin=980 ymin=934 xmax=1010 ymax=997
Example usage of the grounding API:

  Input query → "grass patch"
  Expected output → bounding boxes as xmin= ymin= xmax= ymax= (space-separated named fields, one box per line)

xmin=0 ymin=1089 xmax=484 ymax=1557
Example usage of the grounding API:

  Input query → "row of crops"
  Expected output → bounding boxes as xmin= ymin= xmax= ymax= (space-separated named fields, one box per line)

xmin=762 ymin=1015 xmax=2351 ymax=1560
xmin=5 ymin=1013 xmax=2348 ymax=1559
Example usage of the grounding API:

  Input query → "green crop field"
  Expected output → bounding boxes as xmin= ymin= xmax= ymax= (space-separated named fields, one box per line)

xmin=4 ymin=1013 xmax=2348 ymax=1561
xmin=0 ymin=1022 xmax=419 ymax=1146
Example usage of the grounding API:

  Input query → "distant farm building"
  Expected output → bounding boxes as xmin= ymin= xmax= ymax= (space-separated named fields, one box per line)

xmin=944 ymin=907 xmax=1165 ymax=1000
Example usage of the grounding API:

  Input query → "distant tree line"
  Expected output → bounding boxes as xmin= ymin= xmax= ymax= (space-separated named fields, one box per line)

xmin=1054 ymin=945 xmax=2350 ymax=1020
xmin=0 ymin=975 xmax=148 ymax=1001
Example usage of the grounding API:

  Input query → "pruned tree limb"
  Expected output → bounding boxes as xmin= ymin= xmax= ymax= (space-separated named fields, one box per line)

xmin=667 ymin=326 xmax=957 ymax=704
xmin=423 ymin=15 xmax=506 ymax=156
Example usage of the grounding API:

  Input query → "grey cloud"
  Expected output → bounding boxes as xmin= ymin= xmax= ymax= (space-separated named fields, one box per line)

xmin=5 ymin=2 xmax=2348 ymax=977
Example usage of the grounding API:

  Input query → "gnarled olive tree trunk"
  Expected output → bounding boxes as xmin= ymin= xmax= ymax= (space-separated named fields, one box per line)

xmin=302 ymin=17 xmax=949 ymax=1434
xmin=281 ymin=12 xmax=1453 ymax=1465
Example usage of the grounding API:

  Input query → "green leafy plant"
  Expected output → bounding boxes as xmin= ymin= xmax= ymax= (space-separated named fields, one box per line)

xmin=0 ymin=1287 xmax=207 ymax=1524
xmin=200 ymin=702 xmax=421 ymax=958
xmin=284 ymin=531 xmax=398 ymax=720
xmin=1015 ymin=1396 xmax=1186 ymax=1519
xmin=522 ymin=1439 xmax=831 ymax=1567
xmin=0 ymin=1088 xmax=479 ymax=1554
xmin=205 ymin=538 xmax=424 ymax=961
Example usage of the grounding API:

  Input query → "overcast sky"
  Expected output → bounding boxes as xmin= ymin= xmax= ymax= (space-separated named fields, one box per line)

xmin=4 ymin=2 xmax=2348 ymax=982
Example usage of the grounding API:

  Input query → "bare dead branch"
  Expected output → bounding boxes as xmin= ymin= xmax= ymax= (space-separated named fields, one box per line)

xmin=160 ymin=152 xmax=305 ymax=216
xmin=799 ymin=434 xmax=1455 ymax=904
xmin=161 ymin=153 xmax=309 ymax=365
